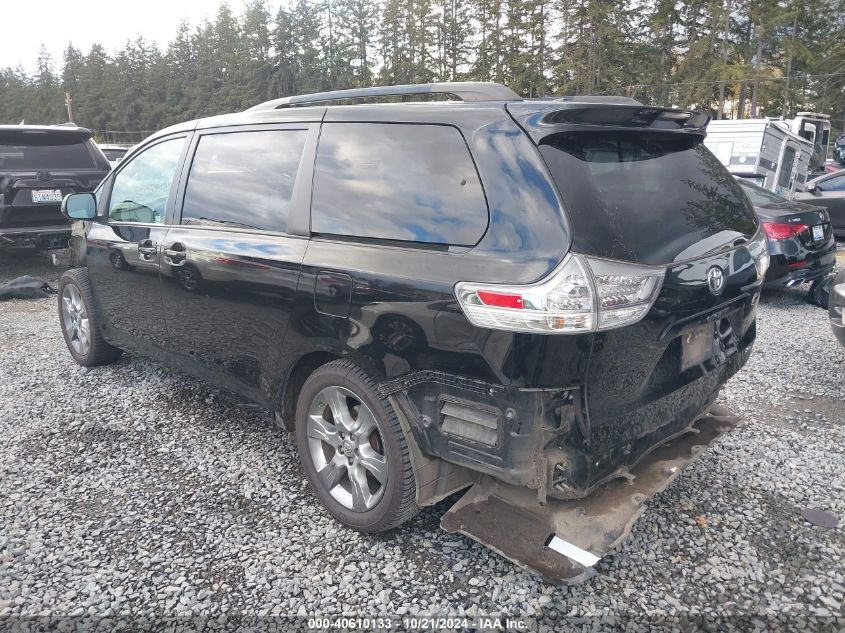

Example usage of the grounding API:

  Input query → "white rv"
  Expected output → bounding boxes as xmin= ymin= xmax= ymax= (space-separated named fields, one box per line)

xmin=704 ymin=119 xmax=813 ymax=197
xmin=787 ymin=112 xmax=831 ymax=176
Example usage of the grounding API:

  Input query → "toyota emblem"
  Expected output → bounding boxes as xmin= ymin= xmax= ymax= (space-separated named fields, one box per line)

xmin=707 ymin=266 xmax=725 ymax=296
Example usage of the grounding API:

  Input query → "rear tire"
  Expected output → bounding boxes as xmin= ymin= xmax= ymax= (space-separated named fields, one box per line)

xmin=807 ymin=275 xmax=832 ymax=309
xmin=58 ymin=269 xmax=122 ymax=367
xmin=294 ymin=360 xmax=418 ymax=533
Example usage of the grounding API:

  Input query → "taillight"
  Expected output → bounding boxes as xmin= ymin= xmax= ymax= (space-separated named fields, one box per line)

xmin=455 ymin=254 xmax=664 ymax=334
xmin=762 ymin=221 xmax=807 ymax=240
xmin=747 ymin=230 xmax=770 ymax=280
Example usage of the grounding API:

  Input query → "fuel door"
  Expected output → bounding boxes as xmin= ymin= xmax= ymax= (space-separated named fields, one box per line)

xmin=315 ymin=271 xmax=353 ymax=318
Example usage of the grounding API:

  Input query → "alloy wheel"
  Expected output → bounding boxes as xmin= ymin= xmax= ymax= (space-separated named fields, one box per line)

xmin=306 ymin=386 xmax=388 ymax=512
xmin=61 ymin=284 xmax=90 ymax=356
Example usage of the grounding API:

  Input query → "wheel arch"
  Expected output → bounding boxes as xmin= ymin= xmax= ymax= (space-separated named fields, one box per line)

xmin=275 ymin=347 xmax=385 ymax=431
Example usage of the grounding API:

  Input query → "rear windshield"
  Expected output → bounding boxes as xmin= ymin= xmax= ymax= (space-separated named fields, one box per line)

xmin=539 ymin=131 xmax=757 ymax=264
xmin=737 ymin=179 xmax=786 ymax=205
xmin=101 ymin=148 xmax=127 ymax=161
xmin=0 ymin=133 xmax=99 ymax=170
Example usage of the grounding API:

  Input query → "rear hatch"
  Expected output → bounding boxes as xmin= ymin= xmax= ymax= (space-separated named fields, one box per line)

xmin=508 ymin=102 xmax=762 ymax=481
xmin=0 ymin=127 xmax=109 ymax=231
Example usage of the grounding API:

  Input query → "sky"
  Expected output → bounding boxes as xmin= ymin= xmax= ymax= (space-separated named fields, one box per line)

xmin=2 ymin=0 xmax=252 ymax=74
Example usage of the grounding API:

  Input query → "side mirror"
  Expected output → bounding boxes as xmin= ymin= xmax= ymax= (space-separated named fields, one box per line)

xmin=62 ymin=192 xmax=97 ymax=220
xmin=805 ymin=182 xmax=818 ymax=193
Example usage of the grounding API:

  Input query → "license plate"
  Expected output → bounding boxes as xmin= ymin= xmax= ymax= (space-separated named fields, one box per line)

xmin=681 ymin=323 xmax=714 ymax=372
xmin=812 ymin=224 xmax=824 ymax=241
xmin=31 ymin=189 xmax=62 ymax=203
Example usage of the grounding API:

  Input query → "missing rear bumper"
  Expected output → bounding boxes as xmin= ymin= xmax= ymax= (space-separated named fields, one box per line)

xmin=0 ymin=226 xmax=70 ymax=249
xmin=440 ymin=405 xmax=740 ymax=583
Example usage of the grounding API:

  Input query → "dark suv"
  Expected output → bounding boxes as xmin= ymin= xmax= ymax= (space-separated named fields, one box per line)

xmin=0 ymin=125 xmax=110 ymax=249
xmin=58 ymin=83 xmax=766 ymax=580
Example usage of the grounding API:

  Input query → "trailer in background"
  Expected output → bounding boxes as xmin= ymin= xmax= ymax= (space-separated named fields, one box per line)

xmin=704 ymin=118 xmax=813 ymax=197
xmin=787 ymin=112 xmax=831 ymax=176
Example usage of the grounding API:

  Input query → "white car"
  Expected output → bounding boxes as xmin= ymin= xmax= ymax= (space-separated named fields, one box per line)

xmin=97 ymin=144 xmax=129 ymax=168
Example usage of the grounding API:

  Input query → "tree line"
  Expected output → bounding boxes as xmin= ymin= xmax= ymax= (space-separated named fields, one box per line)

xmin=1 ymin=0 xmax=843 ymax=141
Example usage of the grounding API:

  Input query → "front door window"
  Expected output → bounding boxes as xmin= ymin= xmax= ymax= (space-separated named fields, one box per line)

xmin=108 ymin=137 xmax=185 ymax=223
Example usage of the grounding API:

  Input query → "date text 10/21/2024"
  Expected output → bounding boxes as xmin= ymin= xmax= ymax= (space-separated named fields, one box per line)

xmin=307 ymin=616 xmax=531 ymax=630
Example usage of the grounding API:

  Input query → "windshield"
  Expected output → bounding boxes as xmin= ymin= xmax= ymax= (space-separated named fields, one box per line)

xmin=737 ymin=179 xmax=786 ymax=205
xmin=539 ymin=131 xmax=758 ymax=264
xmin=101 ymin=148 xmax=127 ymax=161
xmin=0 ymin=134 xmax=99 ymax=170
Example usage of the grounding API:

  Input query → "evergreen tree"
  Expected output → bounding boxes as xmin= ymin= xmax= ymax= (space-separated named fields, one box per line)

xmin=471 ymin=0 xmax=505 ymax=82
xmin=61 ymin=44 xmax=85 ymax=122
xmin=436 ymin=0 xmax=473 ymax=81
xmin=292 ymin=0 xmax=328 ymax=93
xmin=379 ymin=0 xmax=412 ymax=84
xmin=0 ymin=0 xmax=841 ymax=137
xmin=241 ymin=0 xmax=273 ymax=105
xmin=163 ymin=21 xmax=197 ymax=124
xmin=333 ymin=0 xmax=378 ymax=87
xmin=77 ymin=44 xmax=112 ymax=133
xmin=33 ymin=46 xmax=65 ymax=124
xmin=271 ymin=5 xmax=298 ymax=97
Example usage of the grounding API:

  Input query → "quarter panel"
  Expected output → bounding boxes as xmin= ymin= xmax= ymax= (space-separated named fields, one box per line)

xmin=287 ymin=238 xmax=591 ymax=388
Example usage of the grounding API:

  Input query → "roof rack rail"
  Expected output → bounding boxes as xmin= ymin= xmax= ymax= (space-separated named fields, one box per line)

xmin=552 ymin=95 xmax=643 ymax=106
xmin=247 ymin=82 xmax=523 ymax=111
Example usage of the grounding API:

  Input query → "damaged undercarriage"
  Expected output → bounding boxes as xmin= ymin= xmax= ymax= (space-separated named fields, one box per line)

xmin=440 ymin=406 xmax=740 ymax=583
xmin=387 ymin=373 xmax=741 ymax=582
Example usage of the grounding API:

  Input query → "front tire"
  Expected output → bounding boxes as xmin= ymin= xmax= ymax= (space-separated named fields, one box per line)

xmin=58 ymin=269 xmax=122 ymax=367
xmin=294 ymin=360 xmax=418 ymax=533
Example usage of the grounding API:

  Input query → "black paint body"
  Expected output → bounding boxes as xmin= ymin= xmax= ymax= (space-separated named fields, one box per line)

xmin=757 ymin=202 xmax=836 ymax=288
xmin=738 ymin=178 xmax=836 ymax=288
xmin=0 ymin=125 xmax=109 ymax=248
xmin=796 ymin=171 xmax=845 ymax=237
xmin=72 ymin=100 xmax=762 ymax=498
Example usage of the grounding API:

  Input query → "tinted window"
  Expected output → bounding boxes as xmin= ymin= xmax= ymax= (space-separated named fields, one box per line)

xmin=101 ymin=148 xmax=127 ymax=161
xmin=0 ymin=136 xmax=99 ymax=170
xmin=539 ymin=132 xmax=757 ymax=264
xmin=821 ymin=175 xmax=845 ymax=191
xmin=738 ymin=180 xmax=786 ymax=205
xmin=778 ymin=146 xmax=796 ymax=189
xmin=181 ymin=130 xmax=306 ymax=232
xmin=311 ymin=123 xmax=487 ymax=245
xmin=108 ymin=137 xmax=185 ymax=223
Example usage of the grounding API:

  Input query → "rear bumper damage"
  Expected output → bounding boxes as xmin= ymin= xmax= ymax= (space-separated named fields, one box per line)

xmin=764 ymin=250 xmax=836 ymax=288
xmin=0 ymin=224 xmax=70 ymax=249
xmin=440 ymin=405 xmax=740 ymax=583
xmin=382 ymin=336 xmax=750 ymax=506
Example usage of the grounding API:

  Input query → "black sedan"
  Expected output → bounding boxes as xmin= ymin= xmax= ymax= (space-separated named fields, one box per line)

xmin=795 ymin=170 xmax=845 ymax=236
xmin=738 ymin=179 xmax=836 ymax=288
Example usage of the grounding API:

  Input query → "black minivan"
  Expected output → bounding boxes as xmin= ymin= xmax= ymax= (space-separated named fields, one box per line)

xmin=59 ymin=82 xmax=766 ymax=573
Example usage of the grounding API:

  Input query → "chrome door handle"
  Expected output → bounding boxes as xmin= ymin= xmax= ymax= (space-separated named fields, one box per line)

xmin=137 ymin=240 xmax=156 ymax=258
xmin=163 ymin=242 xmax=186 ymax=267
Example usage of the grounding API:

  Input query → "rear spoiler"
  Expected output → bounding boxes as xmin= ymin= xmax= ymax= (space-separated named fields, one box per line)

xmin=507 ymin=103 xmax=710 ymax=141
xmin=0 ymin=126 xmax=94 ymax=144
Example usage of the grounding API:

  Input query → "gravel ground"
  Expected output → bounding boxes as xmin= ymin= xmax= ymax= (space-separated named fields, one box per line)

xmin=0 ymin=250 xmax=843 ymax=631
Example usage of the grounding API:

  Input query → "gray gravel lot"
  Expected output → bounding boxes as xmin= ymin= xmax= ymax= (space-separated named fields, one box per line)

xmin=0 ymin=250 xmax=843 ymax=631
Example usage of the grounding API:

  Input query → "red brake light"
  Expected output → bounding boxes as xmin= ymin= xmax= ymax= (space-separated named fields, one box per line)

xmin=762 ymin=222 xmax=807 ymax=240
xmin=476 ymin=290 xmax=524 ymax=309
